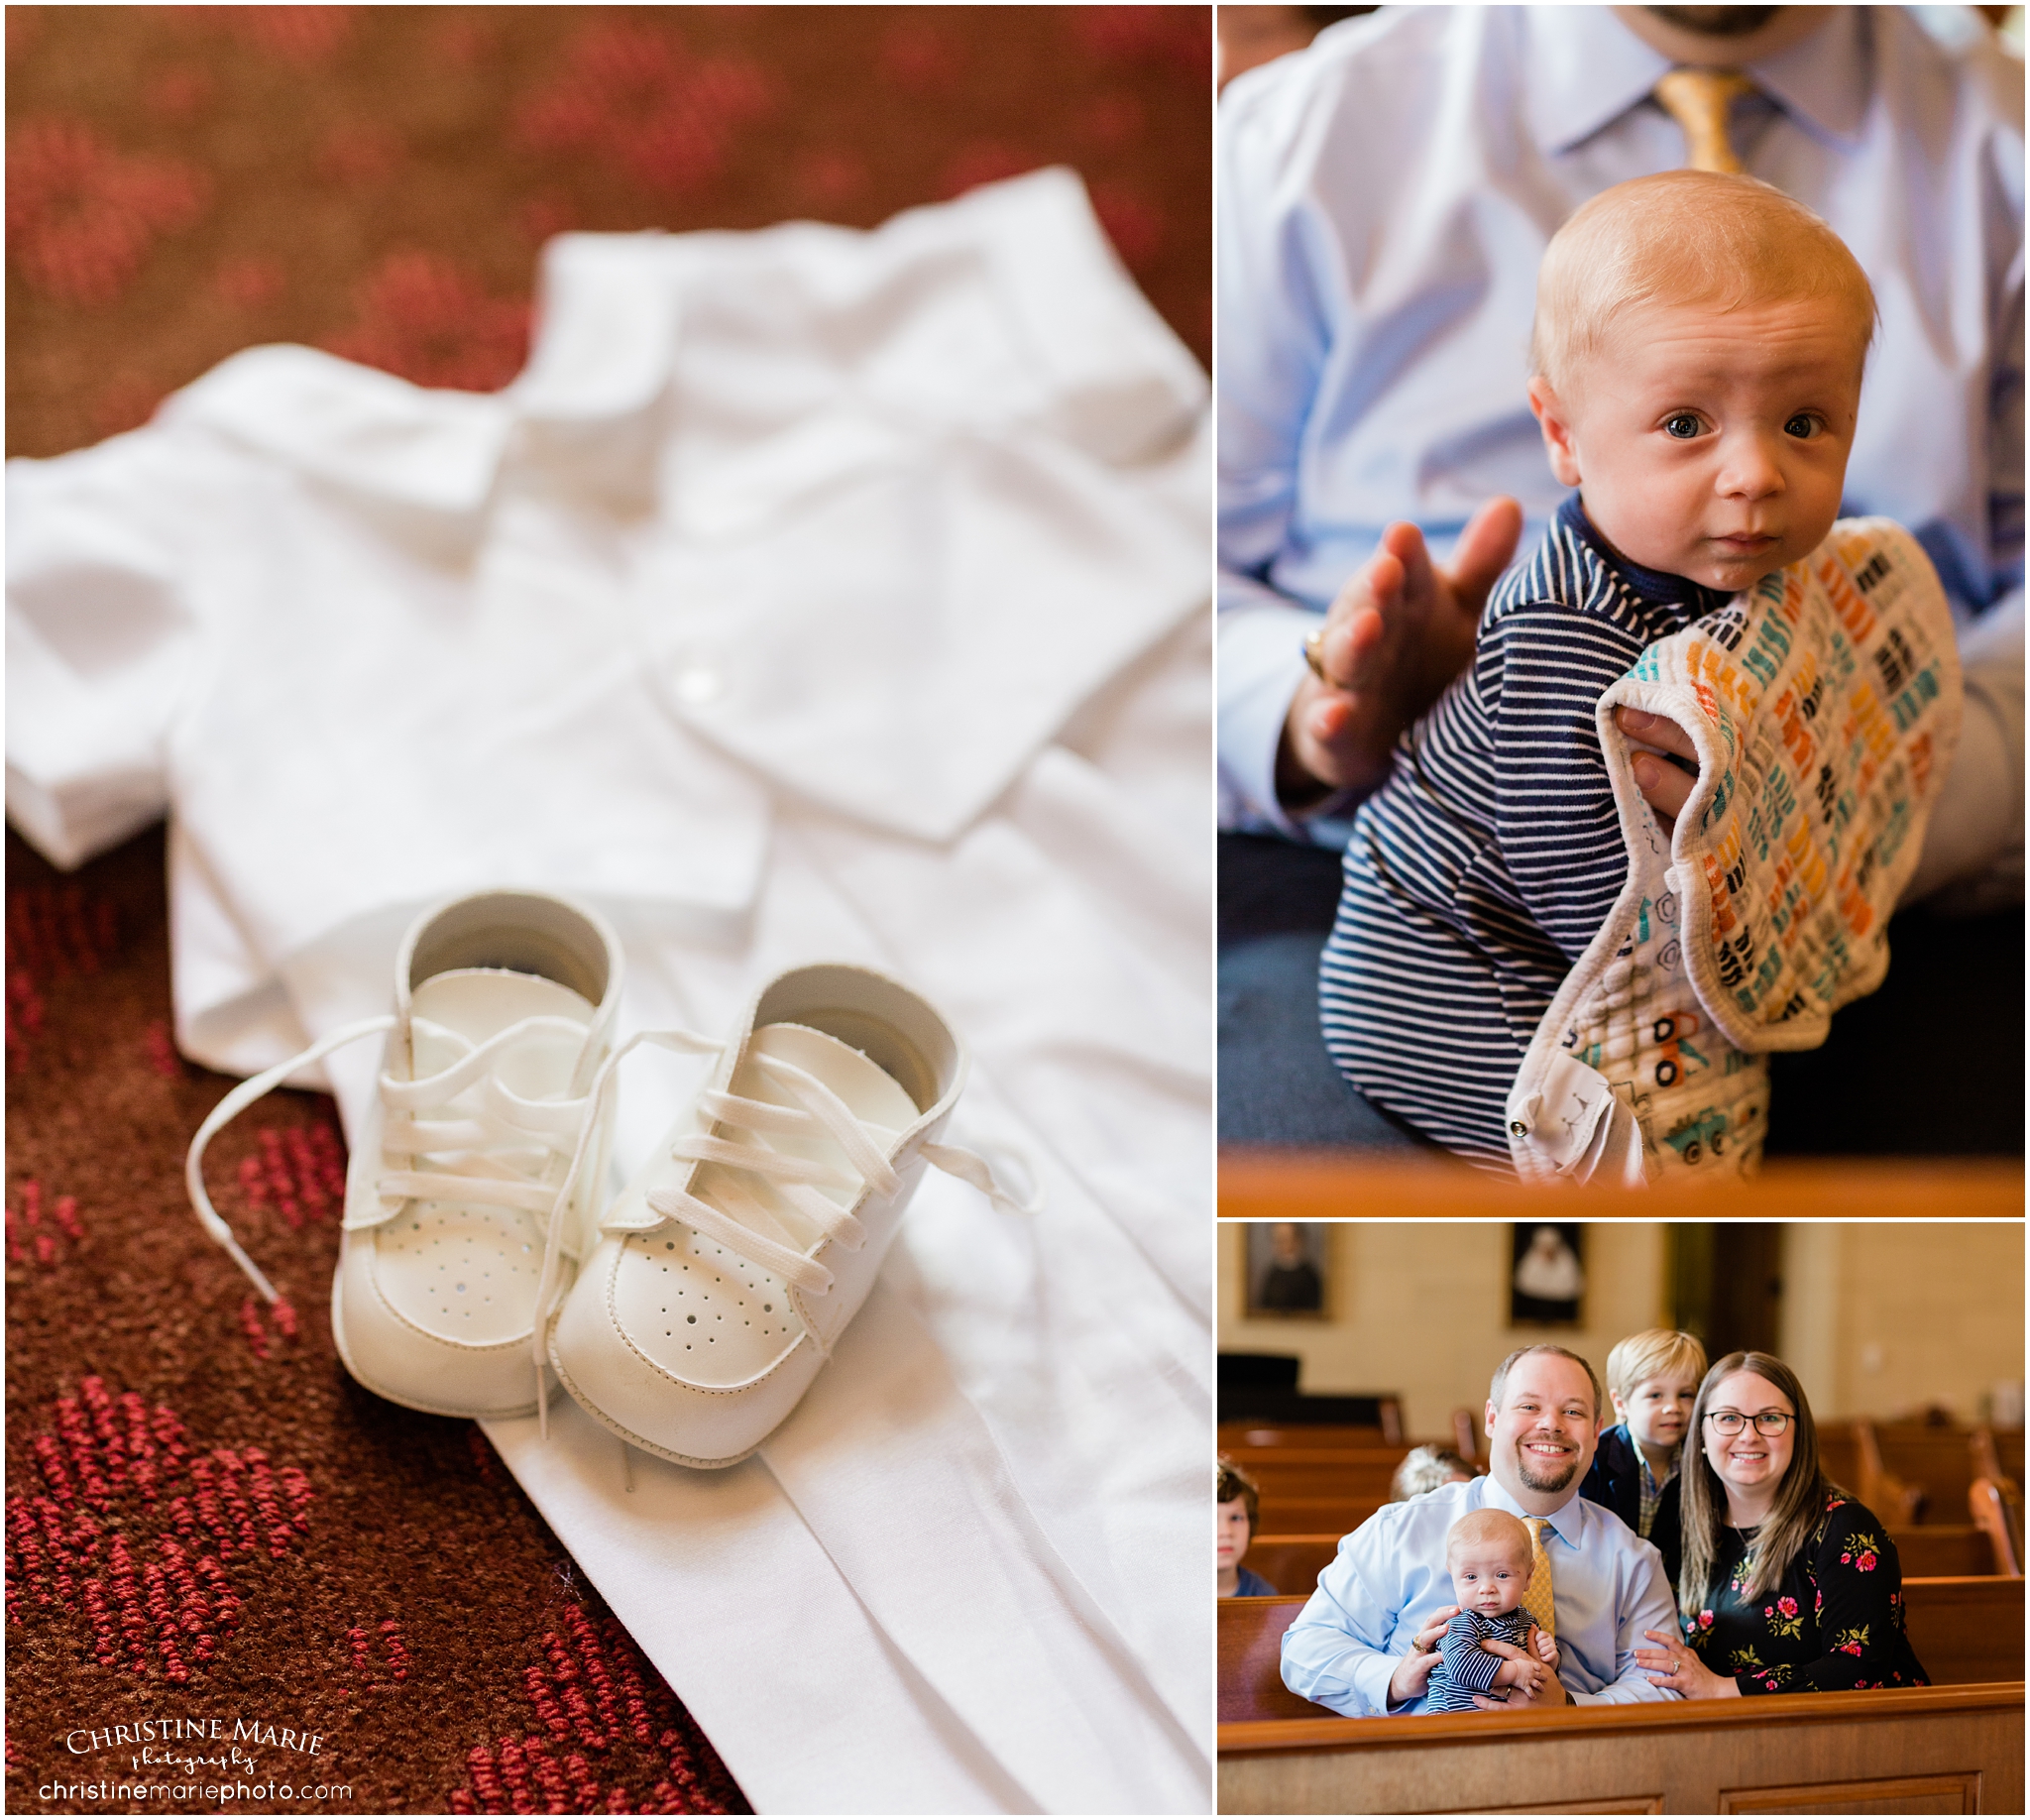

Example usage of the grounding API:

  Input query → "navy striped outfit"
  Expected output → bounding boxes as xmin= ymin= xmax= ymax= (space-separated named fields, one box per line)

xmin=1320 ymin=497 xmax=1732 ymax=1167
xmin=1424 ymin=1606 xmax=1535 ymax=1712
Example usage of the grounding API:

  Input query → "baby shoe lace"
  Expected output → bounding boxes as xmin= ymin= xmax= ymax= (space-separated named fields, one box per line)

xmin=531 ymin=1027 xmax=1041 ymax=1434
xmin=187 ymin=1010 xmax=602 ymax=1313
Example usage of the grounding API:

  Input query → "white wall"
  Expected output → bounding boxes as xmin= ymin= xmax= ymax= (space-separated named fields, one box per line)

xmin=1779 ymin=1223 xmax=2024 ymax=1423
xmin=1220 ymin=1221 xmax=2025 ymax=1436
xmin=1218 ymin=1221 xmax=1668 ymax=1437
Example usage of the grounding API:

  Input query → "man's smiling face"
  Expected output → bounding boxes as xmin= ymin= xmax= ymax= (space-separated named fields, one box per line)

xmin=1485 ymin=1353 xmax=1601 ymax=1512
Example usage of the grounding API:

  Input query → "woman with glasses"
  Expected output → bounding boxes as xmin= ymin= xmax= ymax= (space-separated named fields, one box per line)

xmin=1631 ymin=1351 xmax=1929 ymax=1698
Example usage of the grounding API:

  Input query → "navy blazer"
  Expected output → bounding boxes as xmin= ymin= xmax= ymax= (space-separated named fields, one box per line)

xmin=1581 ymin=1423 xmax=1683 ymax=1589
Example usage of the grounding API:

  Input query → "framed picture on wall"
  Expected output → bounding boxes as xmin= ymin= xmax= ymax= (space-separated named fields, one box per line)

xmin=1245 ymin=1221 xmax=1330 ymax=1319
xmin=1510 ymin=1223 xmax=1585 ymax=1327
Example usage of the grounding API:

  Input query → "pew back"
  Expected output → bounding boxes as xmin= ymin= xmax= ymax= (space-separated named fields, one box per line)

xmin=1861 ymin=1423 xmax=1980 ymax=1528
xmin=1220 ymin=1684 xmax=2026 ymax=1815
xmin=1996 ymin=1429 xmax=2023 ymax=1485
xmin=1904 ymin=1576 xmax=2027 ymax=1688
xmin=1819 ymin=1422 xmax=1864 ymax=1506
xmin=1222 ymin=1423 xmax=1392 ymax=1451
xmin=1970 ymin=1478 xmax=2023 ymax=1578
xmin=1223 ymin=1445 xmax=1412 ymax=1536
xmin=1218 ymin=1576 xmax=2024 ymax=1727
xmin=1219 ymin=1596 xmax=1335 ymax=1723
xmin=1972 ymin=1426 xmax=2024 ymax=1491
xmin=1243 ymin=1536 xmax=1339 ymax=1598
xmin=1255 ymin=1495 xmax=1385 ymax=1536
xmin=1895 ymin=1526 xmax=2005 ymax=1578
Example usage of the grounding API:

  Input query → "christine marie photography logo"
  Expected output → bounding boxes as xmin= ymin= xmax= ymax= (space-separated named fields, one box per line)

xmin=38 ymin=1712 xmax=352 ymax=1808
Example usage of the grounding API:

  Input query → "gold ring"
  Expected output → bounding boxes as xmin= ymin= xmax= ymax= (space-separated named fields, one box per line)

xmin=1302 ymin=626 xmax=1330 ymax=684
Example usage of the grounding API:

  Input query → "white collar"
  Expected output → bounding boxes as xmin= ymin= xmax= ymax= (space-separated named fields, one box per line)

xmin=1522 ymin=5 xmax=1870 ymax=159
xmin=1481 ymin=1473 xmax=1588 ymax=1549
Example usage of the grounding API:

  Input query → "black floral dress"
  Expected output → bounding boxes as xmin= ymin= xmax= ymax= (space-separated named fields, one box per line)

xmin=1679 ymin=1492 xmax=1930 ymax=1694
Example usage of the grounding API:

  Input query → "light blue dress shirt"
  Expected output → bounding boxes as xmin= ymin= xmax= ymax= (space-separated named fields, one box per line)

xmin=1280 ymin=1474 xmax=1681 ymax=1716
xmin=1218 ymin=5 xmax=2025 ymax=836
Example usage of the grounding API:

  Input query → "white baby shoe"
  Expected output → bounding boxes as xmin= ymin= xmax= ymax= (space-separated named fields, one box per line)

xmin=546 ymin=963 xmax=1024 ymax=1468
xmin=187 ymin=889 xmax=623 ymax=1420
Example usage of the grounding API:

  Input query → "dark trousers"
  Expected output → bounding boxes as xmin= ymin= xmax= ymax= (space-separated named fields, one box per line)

xmin=1217 ymin=832 xmax=2024 ymax=1156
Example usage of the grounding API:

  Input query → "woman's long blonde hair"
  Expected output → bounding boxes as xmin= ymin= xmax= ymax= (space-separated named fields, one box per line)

xmin=1677 ymin=1351 xmax=1838 ymax=1614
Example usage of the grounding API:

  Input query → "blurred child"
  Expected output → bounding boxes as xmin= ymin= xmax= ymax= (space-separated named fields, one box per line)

xmin=1219 ymin=1457 xmax=1276 ymax=1596
xmin=1391 ymin=1444 xmax=1475 ymax=1502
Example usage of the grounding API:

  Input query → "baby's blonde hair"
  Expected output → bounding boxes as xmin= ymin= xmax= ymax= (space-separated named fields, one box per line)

xmin=1605 ymin=1328 xmax=1709 ymax=1403
xmin=1446 ymin=1507 xmax=1532 ymax=1567
xmin=1529 ymin=171 xmax=1876 ymax=394
xmin=1392 ymin=1444 xmax=1474 ymax=1502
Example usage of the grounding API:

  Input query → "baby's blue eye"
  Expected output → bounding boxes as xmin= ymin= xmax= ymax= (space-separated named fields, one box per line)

xmin=1664 ymin=414 xmax=1701 ymax=439
xmin=1784 ymin=414 xmax=1817 ymax=438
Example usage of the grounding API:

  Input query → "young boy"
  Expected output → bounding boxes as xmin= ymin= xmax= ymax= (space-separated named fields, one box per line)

xmin=1218 ymin=1457 xmax=1276 ymax=1597
xmin=1319 ymin=171 xmax=1956 ymax=1174
xmin=1580 ymin=1329 xmax=1707 ymax=1585
xmin=1423 ymin=1508 xmax=1559 ymax=1713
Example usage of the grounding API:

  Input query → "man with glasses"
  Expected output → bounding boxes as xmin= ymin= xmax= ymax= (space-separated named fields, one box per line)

xmin=1282 ymin=1345 xmax=1679 ymax=1713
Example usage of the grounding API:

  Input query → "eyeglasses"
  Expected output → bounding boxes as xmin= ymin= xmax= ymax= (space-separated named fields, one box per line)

xmin=1706 ymin=1411 xmax=1793 ymax=1436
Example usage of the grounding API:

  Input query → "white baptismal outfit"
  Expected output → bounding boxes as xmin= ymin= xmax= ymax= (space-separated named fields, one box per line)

xmin=7 ymin=171 xmax=1213 ymax=1813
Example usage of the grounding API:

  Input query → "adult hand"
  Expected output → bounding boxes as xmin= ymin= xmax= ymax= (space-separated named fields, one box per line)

xmin=1635 ymin=1629 xmax=1741 ymax=1699
xmin=1615 ymin=708 xmax=1700 ymax=834
xmin=1278 ymin=497 xmax=1523 ymax=808
xmin=1385 ymin=1603 xmax=1461 ymax=1709
xmin=1469 ymin=1637 xmax=1568 ymax=1708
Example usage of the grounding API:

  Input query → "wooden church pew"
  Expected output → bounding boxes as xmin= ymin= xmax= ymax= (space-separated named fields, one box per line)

xmin=1859 ymin=1422 xmax=1981 ymax=1528
xmin=1224 ymin=1446 xmax=1413 ymax=1486
xmin=1894 ymin=1525 xmax=2008 ymax=1578
xmin=1217 ymin=1392 xmax=1409 ymax=1446
xmin=1221 ymin=1422 xmax=1394 ymax=1451
xmin=1219 ymin=1577 xmax=2024 ymax=1728
xmin=1225 ymin=1446 xmax=1414 ymax=1537
xmin=1217 ymin=1153 xmax=2024 ymax=1218
xmin=1253 ymin=1495 xmax=1387 ymax=1537
xmin=1971 ymin=1477 xmax=2024 ymax=1577
xmin=1219 ymin=1683 xmax=2026 ymax=1814
xmin=1973 ymin=1425 xmax=2024 ymax=1490
xmin=1247 ymin=1517 xmax=2013 ymax=1594
xmin=1817 ymin=1422 xmax=1865 ymax=1504
xmin=1242 ymin=1535 xmax=1341 ymax=1598
xmin=1905 ymin=1576 xmax=2029 ymax=1688
xmin=1219 ymin=1596 xmax=1336 ymax=1723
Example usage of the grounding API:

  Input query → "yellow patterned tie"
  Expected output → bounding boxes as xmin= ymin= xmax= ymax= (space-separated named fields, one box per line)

xmin=1522 ymin=1518 xmax=1557 ymax=1640
xmin=1653 ymin=67 xmax=1755 ymax=173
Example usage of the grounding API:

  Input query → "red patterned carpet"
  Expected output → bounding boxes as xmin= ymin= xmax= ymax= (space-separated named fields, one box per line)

xmin=4 ymin=10 xmax=1209 ymax=1812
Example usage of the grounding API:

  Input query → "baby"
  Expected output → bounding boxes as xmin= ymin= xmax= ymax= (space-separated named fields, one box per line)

xmin=1423 ymin=1508 xmax=1559 ymax=1713
xmin=1320 ymin=171 xmax=1882 ymax=1168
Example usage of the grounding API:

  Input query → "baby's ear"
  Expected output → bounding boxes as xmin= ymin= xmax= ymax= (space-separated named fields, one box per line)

xmin=1527 ymin=377 xmax=1584 ymax=488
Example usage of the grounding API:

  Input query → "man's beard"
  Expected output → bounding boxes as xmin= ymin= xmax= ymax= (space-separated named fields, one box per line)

xmin=1513 ymin=1436 xmax=1582 ymax=1494
xmin=1643 ymin=6 xmax=1783 ymax=37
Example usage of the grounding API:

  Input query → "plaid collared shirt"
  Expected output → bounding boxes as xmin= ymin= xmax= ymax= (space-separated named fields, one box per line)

xmin=1635 ymin=1448 xmax=1675 ymax=1538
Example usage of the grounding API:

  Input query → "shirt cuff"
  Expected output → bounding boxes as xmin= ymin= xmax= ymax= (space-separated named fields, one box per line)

xmin=1355 ymin=1648 xmax=1407 ymax=1717
xmin=1217 ymin=583 xmax=1330 ymax=837
xmin=1900 ymin=587 xmax=2024 ymax=909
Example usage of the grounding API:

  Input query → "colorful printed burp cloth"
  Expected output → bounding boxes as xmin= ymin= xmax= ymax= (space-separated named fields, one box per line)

xmin=1506 ymin=520 xmax=1962 ymax=1185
